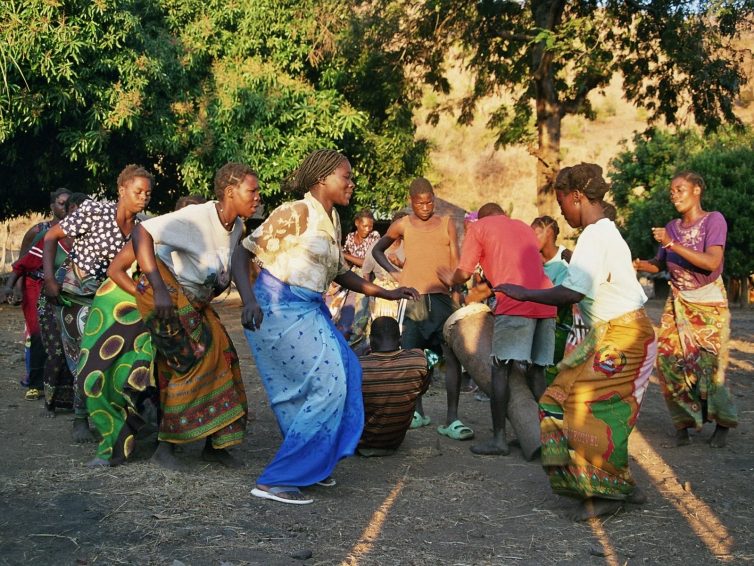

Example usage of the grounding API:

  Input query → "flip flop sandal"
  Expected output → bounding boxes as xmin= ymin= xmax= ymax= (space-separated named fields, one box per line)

xmin=315 ymin=477 xmax=337 ymax=487
xmin=251 ymin=486 xmax=313 ymax=505
xmin=410 ymin=411 xmax=431 ymax=429
xmin=437 ymin=420 xmax=475 ymax=440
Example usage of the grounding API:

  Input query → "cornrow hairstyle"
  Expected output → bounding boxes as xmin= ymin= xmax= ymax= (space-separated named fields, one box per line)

xmin=354 ymin=209 xmax=375 ymax=222
xmin=65 ymin=192 xmax=90 ymax=213
xmin=554 ymin=163 xmax=609 ymax=202
xmin=175 ymin=193 xmax=208 ymax=210
xmin=117 ymin=164 xmax=155 ymax=189
xmin=283 ymin=149 xmax=348 ymax=195
xmin=49 ymin=187 xmax=72 ymax=203
xmin=408 ymin=177 xmax=434 ymax=198
xmin=214 ymin=163 xmax=257 ymax=199
xmin=532 ymin=215 xmax=560 ymax=239
xmin=672 ymin=170 xmax=706 ymax=195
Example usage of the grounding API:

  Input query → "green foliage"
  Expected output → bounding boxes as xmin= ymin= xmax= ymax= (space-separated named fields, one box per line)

xmin=361 ymin=0 xmax=752 ymax=210
xmin=609 ymin=127 xmax=754 ymax=277
xmin=0 ymin=0 xmax=426 ymax=218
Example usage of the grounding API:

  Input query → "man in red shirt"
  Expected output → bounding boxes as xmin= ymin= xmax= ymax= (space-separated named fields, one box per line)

xmin=439 ymin=202 xmax=556 ymax=456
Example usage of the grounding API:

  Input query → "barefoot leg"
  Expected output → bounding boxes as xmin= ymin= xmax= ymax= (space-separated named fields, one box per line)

xmin=202 ymin=438 xmax=243 ymax=468
xmin=151 ymin=441 xmax=186 ymax=471
xmin=710 ymin=425 xmax=729 ymax=448
xmin=568 ymin=497 xmax=624 ymax=521
xmin=675 ymin=427 xmax=690 ymax=446
xmin=72 ymin=417 xmax=96 ymax=443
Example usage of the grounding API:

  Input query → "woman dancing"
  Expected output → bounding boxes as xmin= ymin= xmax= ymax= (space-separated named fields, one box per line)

xmin=131 ymin=163 xmax=261 ymax=470
xmin=634 ymin=171 xmax=736 ymax=447
xmin=498 ymin=163 xmax=657 ymax=521
xmin=43 ymin=166 xmax=152 ymax=442
xmin=233 ymin=149 xmax=418 ymax=504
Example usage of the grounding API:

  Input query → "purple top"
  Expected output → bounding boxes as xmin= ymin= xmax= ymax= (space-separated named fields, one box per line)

xmin=656 ymin=211 xmax=726 ymax=290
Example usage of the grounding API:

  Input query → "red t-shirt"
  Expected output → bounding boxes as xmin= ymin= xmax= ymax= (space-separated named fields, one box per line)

xmin=458 ymin=215 xmax=556 ymax=318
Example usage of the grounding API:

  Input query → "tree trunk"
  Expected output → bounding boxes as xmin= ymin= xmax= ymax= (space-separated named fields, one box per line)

xmin=534 ymin=99 xmax=561 ymax=217
xmin=531 ymin=0 xmax=565 ymax=217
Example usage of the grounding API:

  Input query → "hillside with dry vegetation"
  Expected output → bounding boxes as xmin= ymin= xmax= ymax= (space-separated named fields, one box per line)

xmin=417 ymin=38 xmax=754 ymax=227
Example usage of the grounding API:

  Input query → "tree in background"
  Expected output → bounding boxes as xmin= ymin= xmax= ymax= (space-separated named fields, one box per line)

xmin=0 ymin=1 xmax=426 ymax=218
xmin=367 ymin=0 xmax=753 ymax=215
xmin=610 ymin=127 xmax=754 ymax=283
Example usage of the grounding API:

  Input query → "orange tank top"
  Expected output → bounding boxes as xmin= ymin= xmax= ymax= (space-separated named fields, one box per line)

xmin=401 ymin=215 xmax=452 ymax=294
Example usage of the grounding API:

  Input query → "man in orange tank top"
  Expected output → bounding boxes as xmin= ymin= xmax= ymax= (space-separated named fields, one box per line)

xmin=372 ymin=178 xmax=474 ymax=441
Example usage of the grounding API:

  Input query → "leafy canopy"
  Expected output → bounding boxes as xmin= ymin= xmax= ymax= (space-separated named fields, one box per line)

xmin=0 ymin=0 xmax=426 ymax=218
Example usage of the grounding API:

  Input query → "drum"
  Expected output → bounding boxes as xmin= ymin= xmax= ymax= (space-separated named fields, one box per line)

xmin=443 ymin=302 xmax=541 ymax=461
xmin=442 ymin=303 xmax=494 ymax=391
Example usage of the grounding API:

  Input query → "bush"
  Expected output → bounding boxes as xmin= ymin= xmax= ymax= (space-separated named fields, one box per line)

xmin=609 ymin=127 xmax=754 ymax=278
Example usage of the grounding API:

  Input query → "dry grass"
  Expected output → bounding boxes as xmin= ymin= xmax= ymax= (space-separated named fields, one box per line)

xmin=415 ymin=36 xmax=754 ymax=230
xmin=0 ymin=213 xmax=46 ymax=273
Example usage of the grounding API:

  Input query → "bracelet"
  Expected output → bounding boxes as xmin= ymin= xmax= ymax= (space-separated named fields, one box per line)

xmin=663 ymin=240 xmax=675 ymax=249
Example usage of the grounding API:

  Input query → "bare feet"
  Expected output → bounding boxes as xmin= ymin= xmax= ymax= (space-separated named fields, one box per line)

xmin=627 ymin=486 xmax=647 ymax=505
xmin=202 ymin=444 xmax=243 ymax=469
xmin=470 ymin=439 xmax=510 ymax=456
xmin=86 ymin=457 xmax=110 ymax=468
xmin=151 ymin=441 xmax=186 ymax=472
xmin=710 ymin=425 xmax=729 ymax=448
xmin=72 ymin=418 xmax=96 ymax=443
xmin=41 ymin=408 xmax=56 ymax=418
xmin=568 ymin=497 xmax=623 ymax=521
xmin=675 ymin=428 xmax=690 ymax=447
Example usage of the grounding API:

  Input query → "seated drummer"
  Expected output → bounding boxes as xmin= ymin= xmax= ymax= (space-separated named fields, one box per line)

xmin=438 ymin=202 xmax=556 ymax=457
xmin=357 ymin=317 xmax=430 ymax=457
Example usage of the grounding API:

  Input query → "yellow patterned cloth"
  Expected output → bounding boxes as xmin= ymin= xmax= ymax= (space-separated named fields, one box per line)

xmin=540 ymin=309 xmax=657 ymax=500
xmin=136 ymin=261 xmax=247 ymax=448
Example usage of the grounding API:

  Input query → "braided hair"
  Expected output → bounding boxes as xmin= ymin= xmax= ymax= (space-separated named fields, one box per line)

xmin=531 ymin=215 xmax=560 ymax=239
xmin=672 ymin=170 xmax=706 ymax=195
xmin=214 ymin=163 xmax=257 ymax=199
xmin=553 ymin=163 xmax=609 ymax=202
xmin=284 ymin=149 xmax=348 ymax=195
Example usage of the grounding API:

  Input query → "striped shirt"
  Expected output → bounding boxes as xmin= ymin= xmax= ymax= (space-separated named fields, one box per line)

xmin=358 ymin=348 xmax=429 ymax=450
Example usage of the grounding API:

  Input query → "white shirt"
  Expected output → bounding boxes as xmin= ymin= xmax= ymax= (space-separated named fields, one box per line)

xmin=141 ymin=201 xmax=242 ymax=304
xmin=562 ymin=219 xmax=647 ymax=327
xmin=242 ymin=192 xmax=349 ymax=293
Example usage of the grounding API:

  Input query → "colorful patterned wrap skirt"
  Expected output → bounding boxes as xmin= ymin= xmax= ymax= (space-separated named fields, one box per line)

xmin=79 ymin=279 xmax=156 ymax=464
xmin=55 ymin=261 xmax=101 ymax=416
xmin=135 ymin=260 xmax=247 ymax=449
xmin=657 ymin=278 xmax=737 ymax=430
xmin=539 ymin=308 xmax=657 ymax=500
xmin=244 ymin=269 xmax=363 ymax=487
xmin=38 ymin=294 xmax=75 ymax=410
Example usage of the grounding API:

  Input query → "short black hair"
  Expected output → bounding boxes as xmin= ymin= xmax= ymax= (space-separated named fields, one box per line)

xmin=478 ymin=202 xmax=504 ymax=219
xmin=369 ymin=316 xmax=401 ymax=352
xmin=214 ymin=163 xmax=257 ymax=200
xmin=409 ymin=177 xmax=434 ymax=198
xmin=50 ymin=188 xmax=72 ymax=204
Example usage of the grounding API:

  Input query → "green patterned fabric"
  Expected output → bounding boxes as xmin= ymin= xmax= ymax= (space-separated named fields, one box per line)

xmin=80 ymin=279 xmax=155 ymax=464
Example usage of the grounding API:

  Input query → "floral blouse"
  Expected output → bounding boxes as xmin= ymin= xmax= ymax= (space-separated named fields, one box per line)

xmin=343 ymin=230 xmax=380 ymax=264
xmin=241 ymin=192 xmax=349 ymax=293
xmin=59 ymin=199 xmax=135 ymax=282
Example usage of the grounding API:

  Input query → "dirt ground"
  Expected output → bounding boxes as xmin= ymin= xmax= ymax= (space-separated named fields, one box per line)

xmin=0 ymin=297 xmax=752 ymax=566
